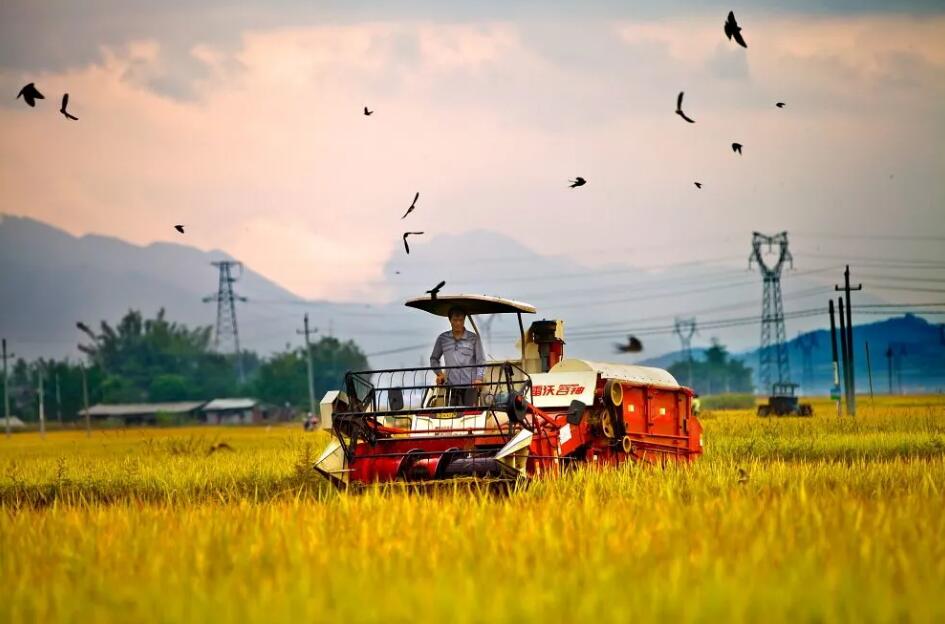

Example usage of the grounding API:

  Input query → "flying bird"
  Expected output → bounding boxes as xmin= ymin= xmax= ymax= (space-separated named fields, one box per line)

xmin=675 ymin=91 xmax=696 ymax=123
xmin=731 ymin=142 xmax=743 ymax=154
xmin=614 ymin=335 xmax=644 ymax=354
xmin=364 ymin=106 xmax=373 ymax=116
xmin=16 ymin=83 xmax=44 ymax=107
xmin=694 ymin=182 xmax=703 ymax=189
xmin=59 ymin=93 xmax=78 ymax=120
xmin=724 ymin=11 xmax=748 ymax=48
xmin=569 ymin=177 xmax=586 ymax=188
xmin=174 ymin=225 xmax=185 ymax=234
xmin=402 ymin=231 xmax=423 ymax=254
xmin=402 ymin=192 xmax=419 ymax=219
xmin=776 ymin=102 xmax=786 ymax=108
xmin=426 ymin=280 xmax=446 ymax=299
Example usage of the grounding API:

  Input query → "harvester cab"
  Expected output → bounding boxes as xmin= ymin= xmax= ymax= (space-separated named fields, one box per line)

xmin=314 ymin=294 xmax=704 ymax=490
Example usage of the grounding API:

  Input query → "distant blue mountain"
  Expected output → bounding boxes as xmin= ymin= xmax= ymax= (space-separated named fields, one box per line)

xmin=641 ymin=314 xmax=945 ymax=395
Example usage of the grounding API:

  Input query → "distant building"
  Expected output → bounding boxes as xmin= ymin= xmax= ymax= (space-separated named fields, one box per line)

xmin=1 ymin=416 xmax=27 ymax=431
xmin=81 ymin=402 xmax=205 ymax=426
xmin=201 ymin=398 xmax=261 ymax=425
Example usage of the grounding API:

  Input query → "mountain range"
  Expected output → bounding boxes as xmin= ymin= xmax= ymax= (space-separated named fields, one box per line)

xmin=2 ymin=214 xmax=941 ymax=392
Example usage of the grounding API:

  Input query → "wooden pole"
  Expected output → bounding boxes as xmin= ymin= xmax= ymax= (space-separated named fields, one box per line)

xmin=828 ymin=300 xmax=841 ymax=418
xmin=81 ymin=364 xmax=91 ymax=438
xmin=838 ymin=298 xmax=850 ymax=416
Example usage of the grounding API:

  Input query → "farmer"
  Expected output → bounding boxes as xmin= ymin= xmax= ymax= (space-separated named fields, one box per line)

xmin=430 ymin=306 xmax=486 ymax=406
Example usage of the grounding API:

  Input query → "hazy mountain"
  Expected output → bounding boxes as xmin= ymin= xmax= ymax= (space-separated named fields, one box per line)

xmin=3 ymin=215 xmax=923 ymax=383
xmin=640 ymin=314 xmax=945 ymax=394
xmin=0 ymin=214 xmax=384 ymax=361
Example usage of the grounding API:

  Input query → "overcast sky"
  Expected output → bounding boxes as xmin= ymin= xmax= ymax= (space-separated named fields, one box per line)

xmin=1 ymin=1 xmax=943 ymax=302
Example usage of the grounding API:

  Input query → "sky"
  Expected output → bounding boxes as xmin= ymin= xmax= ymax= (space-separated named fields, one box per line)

xmin=1 ymin=1 xmax=944 ymax=303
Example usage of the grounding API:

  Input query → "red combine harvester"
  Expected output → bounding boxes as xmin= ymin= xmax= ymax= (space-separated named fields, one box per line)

xmin=314 ymin=295 xmax=703 ymax=489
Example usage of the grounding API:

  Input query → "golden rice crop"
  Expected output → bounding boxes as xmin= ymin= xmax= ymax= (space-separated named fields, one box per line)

xmin=1 ymin=397 xmax=944 ymax=623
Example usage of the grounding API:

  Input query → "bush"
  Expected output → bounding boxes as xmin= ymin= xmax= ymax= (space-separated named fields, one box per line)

xmin=699 ymin=393 xmax=756 ymax=411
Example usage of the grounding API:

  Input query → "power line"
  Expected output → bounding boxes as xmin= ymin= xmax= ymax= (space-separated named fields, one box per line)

xmin=795 ymin=232 xmax=945 ymax=243
xmin=864 ymin=283 xmax=945 ymax=294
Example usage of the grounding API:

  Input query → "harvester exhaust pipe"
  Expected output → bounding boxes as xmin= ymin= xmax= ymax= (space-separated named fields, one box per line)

xmin=530 ymin=320 xmax=564 ymax=372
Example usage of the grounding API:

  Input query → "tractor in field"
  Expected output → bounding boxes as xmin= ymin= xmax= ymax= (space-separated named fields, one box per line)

xmin=314 ymin=295 xmax=703 ymax=489
xmin=757 ymin=382 xmax=813 ymax=417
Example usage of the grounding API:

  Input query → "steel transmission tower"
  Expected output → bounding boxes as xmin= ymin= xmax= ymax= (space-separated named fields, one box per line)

xmin=203 ymin=261 xmax=248 ymax=383
xmin=749 ymin=231 xmax=793 ymax=393
xmin=794 ymin=332 xmax=819 ymax=392
xmin=673 ymin=318 xmax=697 ymax=387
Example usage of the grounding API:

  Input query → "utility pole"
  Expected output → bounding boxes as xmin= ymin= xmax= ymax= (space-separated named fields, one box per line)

xmin=204 ymin=261 xmax=248 ymax=384
xmin=2 ymin=339 xmax=13 ymax=438
xmin=80 ymin=364 xmax=91 ymax=438
xmin=838 ymin=297 xmax=850 ymax=415
xmin=828 ymin=301 xmax=841 ymax=417
xmin=835 ymin=265 xmax=862 ymax=416
xmin=37 ymin=364 xmax=46 ymax=439
xmin=297 ymin=314 xmax=318 ymax=425
xmin=55 ymin=372 xmax=62 ymax=425
xmin=896 ymin=345 xmax=906 ymax=394
xmin=885 ymin=346 xmax=894 ymax=394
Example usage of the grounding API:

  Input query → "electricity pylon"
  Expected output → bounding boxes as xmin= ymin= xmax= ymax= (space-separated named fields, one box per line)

xmin=203 ymin=261 xmax=247 ymax=383
xmin=749 ymin=231 xmax=793 ymax=394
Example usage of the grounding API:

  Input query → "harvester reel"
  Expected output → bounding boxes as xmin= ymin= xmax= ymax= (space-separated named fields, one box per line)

xmin=505 ymin=390 xmax=530 ymax=430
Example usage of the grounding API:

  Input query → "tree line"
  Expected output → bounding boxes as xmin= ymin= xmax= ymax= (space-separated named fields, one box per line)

xmin=1 ymin=309 xmax=368 ymax=422
xmin=666 ymin=340 xmax=754 ymax=395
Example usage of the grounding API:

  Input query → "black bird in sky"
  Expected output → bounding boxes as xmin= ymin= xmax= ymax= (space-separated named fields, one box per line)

xmin=724 ymin=11 xmax=748 ymax=48
xmin=59 ymin=93 xmax=78 ymax=120
xmin=16 ymin=82 xmax=44 ymax=107
xmin=426 ymin=280 xmax=446 ymax=299
xmin=675 ymin=91 xmax=696 ymax=123
xmin=402 ymin=192 xmax=419 ymax=219
xmin=403 ymin=231 xmax=423 ymax=254
xmin=776 ymin=102 xmax=786 ymax=108
xmin=732 ymin=142 xmax=743 ymax=154
xmin=174 ymin=225 xmax=185 ymax=234
xmin=614 ymin=335 xmax=644 ymax=354
xmin=694 ymin=182 xmax=703 ymax=189
xmin=364 ymin=106 xmax=373 ymax=116
xmin=569 ymin=177 xmax=586 ymax=188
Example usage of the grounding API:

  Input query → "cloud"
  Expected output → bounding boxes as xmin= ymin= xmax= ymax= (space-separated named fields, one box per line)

xmin=1 ymin=13 xmax=943 ymax=304
xmin=705 ymin=43 xmax=750 ymax=80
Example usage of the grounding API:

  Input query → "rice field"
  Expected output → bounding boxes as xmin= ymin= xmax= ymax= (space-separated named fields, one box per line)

xmin=2 ymin=396 xmax=944 ymax=623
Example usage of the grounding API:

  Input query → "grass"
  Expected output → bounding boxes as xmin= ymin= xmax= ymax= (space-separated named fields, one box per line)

xmin=2 ymin=397 xmax=945 ymax=623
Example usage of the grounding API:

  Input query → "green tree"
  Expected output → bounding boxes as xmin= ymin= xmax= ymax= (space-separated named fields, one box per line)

xmin=78 ymin=308 xmax=247 ymax=401
xmin=254 ymin=336 xmax=368 ymax=410
xmin=668 ymin=340 xmax=753 ymax=395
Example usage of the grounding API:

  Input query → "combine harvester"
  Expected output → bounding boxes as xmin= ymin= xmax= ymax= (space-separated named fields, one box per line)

xmin=314 ymin=295 xmax=703 ymax=489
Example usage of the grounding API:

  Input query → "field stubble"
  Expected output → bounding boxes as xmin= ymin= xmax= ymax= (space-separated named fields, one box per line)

xmin=1 ymin=398 xmax=944 ymax=623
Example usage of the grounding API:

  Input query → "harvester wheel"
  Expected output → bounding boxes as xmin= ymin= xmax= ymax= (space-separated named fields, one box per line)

xmin=601 ymin=412 xmax=615 ymax=439
xmin=757 ymin=405 xmax=770 ymax=417
xmin=603 ymin=379 xmax=624 ymax=408
xmin=621 ymin=435 xmax=633 ymax=454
